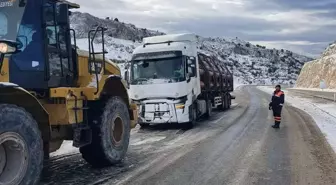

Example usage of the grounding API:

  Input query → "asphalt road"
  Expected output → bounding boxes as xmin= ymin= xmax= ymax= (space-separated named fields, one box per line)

xmin=40 ymin=86 xmax=336 ymax=185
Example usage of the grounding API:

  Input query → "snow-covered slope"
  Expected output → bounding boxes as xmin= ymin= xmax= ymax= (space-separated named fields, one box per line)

xmin=70 ymin=12 xmax=164 ymax=41
xmin=70 ymin=12 xmax=313 ymax=85
xmin=196 ymin=37 xmax=312 ymax=85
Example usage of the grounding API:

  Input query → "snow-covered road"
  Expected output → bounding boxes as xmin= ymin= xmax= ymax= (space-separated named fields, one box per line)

xmin=258 ymin=86 xmax=336 ymax=153
xmin=40 ymin=86 xmax=336 ymax=185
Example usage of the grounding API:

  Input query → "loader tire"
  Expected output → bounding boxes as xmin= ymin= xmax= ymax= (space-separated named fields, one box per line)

xmin=0 ymin=104 xmax=43 ymax=185
xmin=80 ymin=97 xmax=131 ymax=168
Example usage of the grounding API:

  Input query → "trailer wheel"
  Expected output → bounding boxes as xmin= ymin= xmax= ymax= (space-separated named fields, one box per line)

xmin=80 ymin=97 xmax=131 ymax=168
xmin=0 ymin=104 xmax=43 ymax=185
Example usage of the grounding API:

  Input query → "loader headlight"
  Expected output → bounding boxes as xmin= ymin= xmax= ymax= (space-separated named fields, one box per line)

xmin=0 ymin=42 xmax=16 ymax=54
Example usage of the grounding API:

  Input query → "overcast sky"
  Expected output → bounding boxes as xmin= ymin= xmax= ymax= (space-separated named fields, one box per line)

xmin=71 ymin=0 xmax=336 ymax=58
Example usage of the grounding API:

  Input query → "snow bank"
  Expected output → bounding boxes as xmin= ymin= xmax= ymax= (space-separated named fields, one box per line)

xmin=290 ymin=87 xmax=336 ymax=93
xmin=258 ymin=86 xmax=336 ymax=153
xmin=234 ymin=76 xmax=245 ymax=89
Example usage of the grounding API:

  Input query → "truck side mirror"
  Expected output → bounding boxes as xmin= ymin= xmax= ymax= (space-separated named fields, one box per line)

xmin=186 ymin=73 xmax=191 ymax=83
xmin=187 ymin=58 xmax=196 ymax=78
xmin=124 ymin=71 xmax=130 ymax=88
xmin=189 ymin=56 xmax=195 ymax=61
xmin=187 ymin=59 xmax=193 ymax=65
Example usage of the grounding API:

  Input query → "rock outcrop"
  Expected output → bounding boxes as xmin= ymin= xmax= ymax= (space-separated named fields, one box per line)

xmin=295 ymin=43 xmax=336 ymax=89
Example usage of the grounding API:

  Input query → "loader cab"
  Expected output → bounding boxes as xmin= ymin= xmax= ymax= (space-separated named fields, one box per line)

xmin=1 ymin=0 xmax=78 ymax=90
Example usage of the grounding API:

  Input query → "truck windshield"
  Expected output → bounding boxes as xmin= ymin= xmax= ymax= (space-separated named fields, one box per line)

xmin=0 ymin=1 xmax=25 ymax=43
xmin=131 ymin=57 xmax=185 ymax=85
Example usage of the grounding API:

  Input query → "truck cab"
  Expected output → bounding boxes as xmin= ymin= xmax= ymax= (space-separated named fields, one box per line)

xmin=128 ymin=34 xmax=201 ymax=126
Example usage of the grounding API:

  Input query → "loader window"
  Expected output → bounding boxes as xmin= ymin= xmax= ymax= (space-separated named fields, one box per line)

xmin=11 ymin=2 xmax=45 ymax=71
xmin=0 ymin=13 xmax=7 ymax=36
xmin=16 ymin=24 xmax=35 ymax=52
xmin=43 ymin=2 xmax=73 ymax=81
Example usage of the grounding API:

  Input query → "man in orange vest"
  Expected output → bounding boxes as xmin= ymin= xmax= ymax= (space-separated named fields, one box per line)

xmin=269 ymin=85 xmax=285 ymax=128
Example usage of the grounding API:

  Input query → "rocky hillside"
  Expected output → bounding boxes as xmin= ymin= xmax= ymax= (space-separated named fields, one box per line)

xmin=196 ymin=37 xmax=312 ymax=84
xmin=70 ymin=12 xmax=164 ymax=41
xmin=70 ymin=11 xmax=313 ymax=85
xmin=295 ymin=42 xmax=336 ymax=89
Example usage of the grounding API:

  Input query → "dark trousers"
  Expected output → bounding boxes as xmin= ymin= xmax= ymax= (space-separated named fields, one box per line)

xmin=272 ymin=105 xmax=282 ymax=126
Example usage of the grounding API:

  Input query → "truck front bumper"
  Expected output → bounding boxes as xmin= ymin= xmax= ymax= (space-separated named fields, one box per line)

xmin=137 ymin=100 xmax=190 ymax=124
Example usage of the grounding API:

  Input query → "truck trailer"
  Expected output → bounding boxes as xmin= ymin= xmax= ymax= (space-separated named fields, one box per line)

xmin=126 ymin=33 xmax=234 ymax=128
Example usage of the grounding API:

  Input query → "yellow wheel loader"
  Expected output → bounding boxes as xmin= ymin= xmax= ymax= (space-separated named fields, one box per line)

xmin=0 ymin=0 xmax=138 ymax=184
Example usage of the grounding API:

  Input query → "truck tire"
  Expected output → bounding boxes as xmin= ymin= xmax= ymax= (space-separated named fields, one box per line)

xmin=80 ymin=97 xmax=131 ymax=168
xmin=183 ymin=104 xmax=197 ymax=129
xmin=224 ymin=94 xmax=229 ymax=110
xmin=218 ymin=95 xmax=226 ymax=111
xmin=0 ymin=104 xmax=43 ymax=185
xmin=227 ymin=94 xmax=231 ymax=109
xmin=205 ymin=100 xmax=212 ymax=118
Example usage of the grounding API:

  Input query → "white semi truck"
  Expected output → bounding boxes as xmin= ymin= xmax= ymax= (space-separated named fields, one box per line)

xmin=126 ymin=33 xmax=234 ymax=128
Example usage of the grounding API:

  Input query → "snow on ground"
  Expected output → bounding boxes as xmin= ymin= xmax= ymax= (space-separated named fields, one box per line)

xmin=258 ymin=86 xmax=336 ymax=153
xmin=76 ymin=37 xmax=139 ymax=61
xmin=234 ymin=77 xmax=245 ymax=90
xmin=50 ymin=141 xmax=79 ymax=157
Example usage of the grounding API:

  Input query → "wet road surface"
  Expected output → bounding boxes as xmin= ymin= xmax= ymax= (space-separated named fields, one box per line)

xmin=40 ymin=86 xmax=336 ymax=185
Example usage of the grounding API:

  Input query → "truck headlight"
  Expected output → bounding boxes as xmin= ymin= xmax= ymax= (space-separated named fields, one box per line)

xmin=175 ymin=103 xmax=185 ymax=109
xmin=0 ymin=43 xmax=16 ymax=54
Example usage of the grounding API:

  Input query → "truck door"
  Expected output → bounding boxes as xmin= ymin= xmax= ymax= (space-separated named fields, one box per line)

xmin=186 ymin=56 xmax=199 ymax=97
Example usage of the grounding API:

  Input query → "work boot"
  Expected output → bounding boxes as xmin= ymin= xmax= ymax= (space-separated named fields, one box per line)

xmin=272 ymin=122 xmax=280 ymax=129
xmin=275 ymin=122 xmax=280 ymax=128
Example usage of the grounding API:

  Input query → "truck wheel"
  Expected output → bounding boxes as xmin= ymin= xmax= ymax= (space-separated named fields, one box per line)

xmin=183 ymin=104 xmax=197 ymax=129
xmin=219 ymin=95 xmax=226 ymax=111
xmin=0 ymin=104 xmax=43 ymax=185
xmin=205 ymin=100 xmax=212 ymax=118
xmin=224 ymin=95 xmax=228 ymax=110
xmin=80 ymin=97 xmax=131 ymax=168
xmin=227 ymin=94 xmax=231 ymax=109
